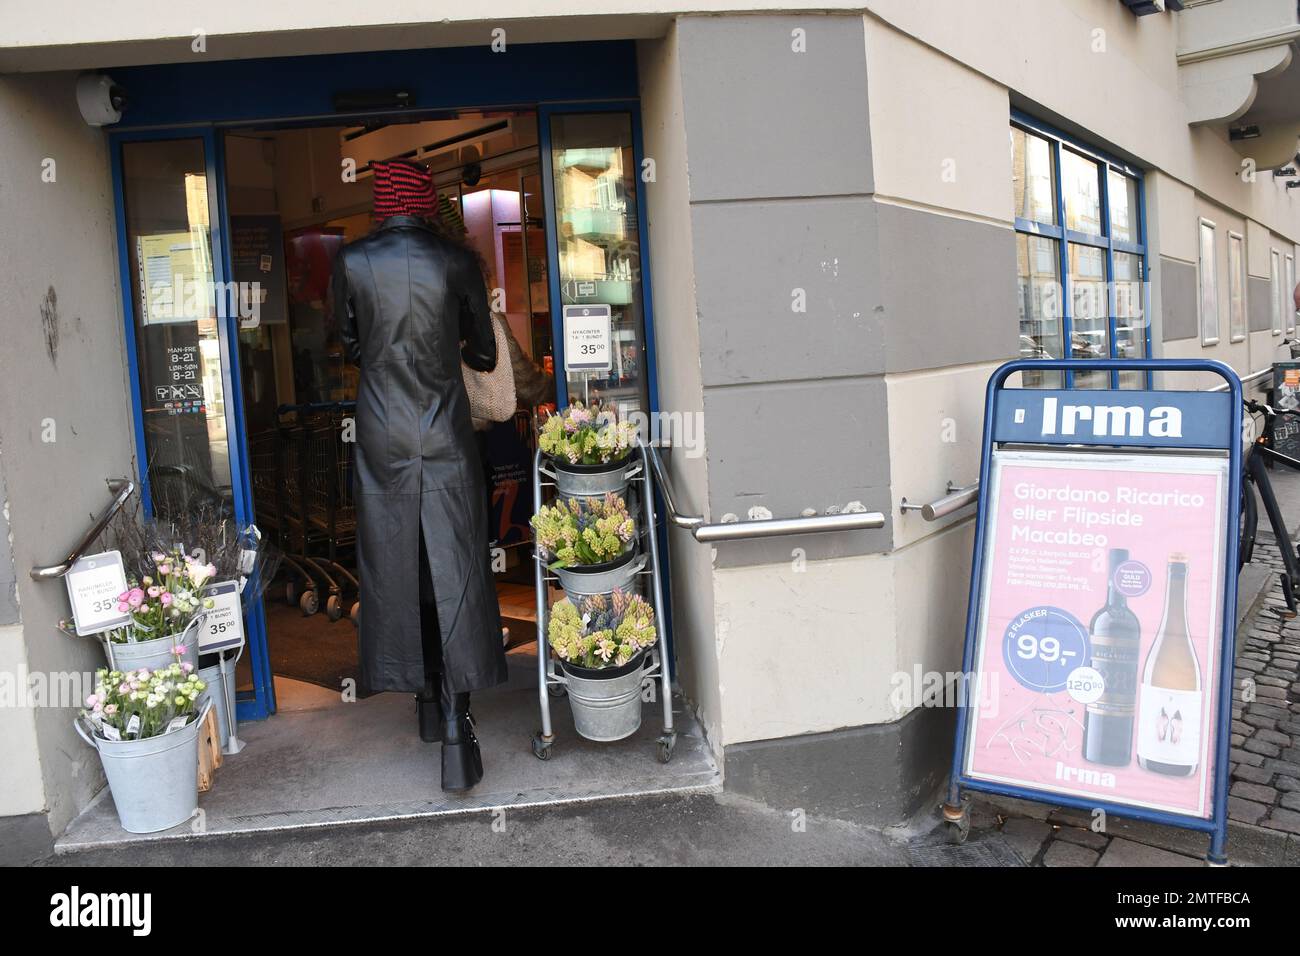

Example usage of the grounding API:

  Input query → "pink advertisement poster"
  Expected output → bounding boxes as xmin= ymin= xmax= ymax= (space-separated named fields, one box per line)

xmin=964 ymin=449 xmax=1229 ymax=818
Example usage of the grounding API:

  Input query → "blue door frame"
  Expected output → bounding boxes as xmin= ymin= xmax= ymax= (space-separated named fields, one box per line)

xmin=107 ymin=42 xmax=666 ymax=721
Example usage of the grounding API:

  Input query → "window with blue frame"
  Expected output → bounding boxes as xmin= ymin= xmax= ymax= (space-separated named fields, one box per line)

xmin=1011 ymin=115 xmax=1149 ymax=389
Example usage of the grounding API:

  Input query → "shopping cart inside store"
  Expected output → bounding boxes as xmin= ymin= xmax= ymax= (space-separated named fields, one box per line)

xmin=253 ymin=401 xmax=360 ymax=624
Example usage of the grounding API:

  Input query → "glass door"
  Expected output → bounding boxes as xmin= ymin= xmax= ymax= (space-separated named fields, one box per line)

xmin=113 ymin=130 xmax=274 ymax=719
xmin=120 ymin=137 xmax=234 ymax=515
xmin=542 ymin=108 xmax=655 ymax=416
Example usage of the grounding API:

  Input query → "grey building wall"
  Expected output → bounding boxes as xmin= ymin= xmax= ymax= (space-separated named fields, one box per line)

xmin=669 ymin=12 xmax=979 ymax=813
xmin=677 ymin=15 xmax=891 ymax=570
xmin=1249 ymin=275 xmax=1273 ymax=332
xmin=1161 ymin=257 xmax=1198 ymax=342
xmin=636 ymin=26 xmax=724 ymax=747
xmin=0 ymin=71 xmax=136 ymax=847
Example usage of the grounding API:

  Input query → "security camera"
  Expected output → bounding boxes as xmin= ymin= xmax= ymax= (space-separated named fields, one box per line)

xmin=76 ymin=73 xmax=125 ymax=127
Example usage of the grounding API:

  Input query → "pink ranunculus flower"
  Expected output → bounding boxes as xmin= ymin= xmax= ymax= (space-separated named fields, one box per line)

xmin=151 ymin=551 xmax=167 ymax=566
xmin=117 ymin=602 xmax=130 ymax=613
xmin=117 ymin=590 xmax=131 ymax=603
xmin=158 ymin=564 xmax=172 ymax=576
xmin=127 ymin=588 xmax=145 ymax=608
xmin=171 ymin=645 xmax=185 ymax=656
xmin=118 ymin=682 xmax=131 ymax=694
xmin=160 ymin=592 xmax=173 ymax=606
xmin=85 ymin=694 xmax=99 ymax=708
xmin=103 ymin=704 xmax=117 ymax=716
xmin=147 ymin=586 xmax=161 ymax=598
xmin=180 ymin=662 xmax=194 ymax=673
xmin=136 ymin=669 xmax=150 ymax=681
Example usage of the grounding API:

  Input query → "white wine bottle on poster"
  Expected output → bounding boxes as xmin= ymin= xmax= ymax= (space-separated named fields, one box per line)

xmin=1136 ymin=553 xmax=1202 ymax=777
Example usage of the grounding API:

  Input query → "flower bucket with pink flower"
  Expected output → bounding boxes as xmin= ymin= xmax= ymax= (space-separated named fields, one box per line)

xmin=75 ymin=662 xmax=210 ymax=833
xmin=99 ymin=547 xmax=216 ymax=672
xmin=538 ymin=401 xmax=641 ymax=501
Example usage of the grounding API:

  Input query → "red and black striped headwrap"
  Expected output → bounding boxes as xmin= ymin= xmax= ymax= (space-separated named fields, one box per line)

xmin=371 ymin=159 xmax=437 ymax=224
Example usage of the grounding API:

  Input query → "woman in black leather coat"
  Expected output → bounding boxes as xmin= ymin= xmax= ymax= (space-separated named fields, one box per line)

xmin=332 ymin=160 xmax=507 ymax=791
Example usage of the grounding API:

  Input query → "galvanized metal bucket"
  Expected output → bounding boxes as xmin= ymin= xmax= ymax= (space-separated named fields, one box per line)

xmin=551 ymin=456 xmax=635 ymax=501
xmin=553 ymin=549 xmax=644 ymax=598
xmin=198 ymin=660 xmax=229 ymax=751
xmin=74 ymin=698 xmax=211 ymax=834
xmin=560 ymin=653 xmax=647 ymax=742
xmin=102 ymin=614 xmax=203 ymax=673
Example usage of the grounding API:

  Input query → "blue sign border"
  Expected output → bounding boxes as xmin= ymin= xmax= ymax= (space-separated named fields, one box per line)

xmin=948 ymin=359 xmax=1243 ymax=865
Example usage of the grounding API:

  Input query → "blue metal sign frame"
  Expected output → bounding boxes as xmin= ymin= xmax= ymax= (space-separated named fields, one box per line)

xmin=947 ymin=358 xmax=1243 ymax=864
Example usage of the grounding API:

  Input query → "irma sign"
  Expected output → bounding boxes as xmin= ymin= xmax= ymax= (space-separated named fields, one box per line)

xmin=962 ymin=388 xmax=1233 ymax=820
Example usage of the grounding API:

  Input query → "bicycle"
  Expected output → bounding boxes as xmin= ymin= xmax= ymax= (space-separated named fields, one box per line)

xmin=1240 ymin=396 xmax=1300 ymax=618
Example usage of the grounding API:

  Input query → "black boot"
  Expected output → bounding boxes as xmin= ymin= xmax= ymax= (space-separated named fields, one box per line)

xmin=416 ymin=675 xmax=442 ymax=743
xmin=440 ymin=685 xmax=483 ymax=792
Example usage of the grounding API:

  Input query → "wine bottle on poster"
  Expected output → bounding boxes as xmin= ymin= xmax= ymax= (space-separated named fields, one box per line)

xmin=1083 ymin=548 xmax=1141 ymax=767
xmin=1136 ymin=553 xmax=1202 ymax=777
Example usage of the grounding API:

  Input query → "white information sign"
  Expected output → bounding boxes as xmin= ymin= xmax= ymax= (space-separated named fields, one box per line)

xmin=199 ymin=580 xmax=245 ymax=653
xmin=64 ymin=551 xmax=131 ymax=637
xmin=563 ymin=304 xmax=612 ymax=373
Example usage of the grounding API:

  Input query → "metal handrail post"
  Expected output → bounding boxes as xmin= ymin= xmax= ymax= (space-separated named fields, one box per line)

xmin=639 ymin=439 xmax=674 ymax=735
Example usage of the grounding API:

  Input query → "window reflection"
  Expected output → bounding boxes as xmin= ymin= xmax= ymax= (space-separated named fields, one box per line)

xmin=1011 ymin=127 xmax=1056 ymax=225
xmin=550 ymin=113 xmax=649 ymax=415
xmin=1017 ymin=234 xmax=1063 ymax=388
xmin=1061 ymin=149 xmax=1102 ymax=236
xmin=122 ymin=139 xmax=233 ymax=517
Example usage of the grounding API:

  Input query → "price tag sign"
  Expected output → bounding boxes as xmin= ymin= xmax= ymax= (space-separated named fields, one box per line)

xmin=563 ymin=304 xmax=612 ymax=373
xmin=200 ymin=580 xmax=245 ymax=653
xmin=65 ymin=551 xmax=130 ymax=637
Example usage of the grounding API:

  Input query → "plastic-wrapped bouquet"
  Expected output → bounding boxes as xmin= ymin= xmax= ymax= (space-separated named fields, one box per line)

xmin=548 ymin=589 xmax=657 ymax=670
xmin=103 ymin=547 xmax=216 ymax=644
xmin=538 ymin=401 xmax=640 ymax=466
xmin=531 ymin=493 xmax=636 ymax=568
xmin=81 ymin=662 xmax=207 ymax=741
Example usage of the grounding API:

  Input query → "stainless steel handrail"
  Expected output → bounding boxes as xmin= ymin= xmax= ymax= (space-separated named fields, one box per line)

xmin=694 ymin=510 xmax=884 ymax=542
xmin=645 ymin=444 xmax=884 ymax=542
xmin=30 ymin=478 xmax=135 ymax=580
xmin=644 ymin=441 xmax=704 ymax=533
xmin=1209 ymin=368 xmax=1271 ymax=392
xmin=900 ymin=481 xmax=980 ymax=521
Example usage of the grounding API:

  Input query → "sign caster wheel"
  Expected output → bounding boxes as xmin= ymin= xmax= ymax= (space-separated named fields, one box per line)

xmin=941 ymin=801 xmax=970 ymax=845
xmin=547 ymin=683 xmax=567 ymax=699
xmin=350 ymin=602 xmax=360 ymax=628
xmin=326 ymin=595 xmax=343 ymax=621
xmin=531 ymin=733 xmax=553 ymax=761
xmin=656 ymin=732 xmax=677 ymax=764
xmin=299 ymin=589 xmax=319 ymax=616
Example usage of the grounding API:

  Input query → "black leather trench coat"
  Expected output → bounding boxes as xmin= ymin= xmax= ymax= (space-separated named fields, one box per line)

xmin=332 ymin=215 xmax=507 ymax=694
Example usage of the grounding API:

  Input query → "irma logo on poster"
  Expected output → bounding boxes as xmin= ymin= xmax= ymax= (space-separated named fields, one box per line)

xmin=963 ymin=449 xmax=1227 ymax=818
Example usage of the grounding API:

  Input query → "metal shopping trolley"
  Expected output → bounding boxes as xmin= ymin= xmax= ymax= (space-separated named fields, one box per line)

xmin=276 ymin=401 xmax=359 ymax=621
xmin=249 ymin=425 xmax=322 ymax=610
xmin=299 ymin=402 xmax=360 ymax=622
xmin=529 ymin=438 xmax=677 ymax=763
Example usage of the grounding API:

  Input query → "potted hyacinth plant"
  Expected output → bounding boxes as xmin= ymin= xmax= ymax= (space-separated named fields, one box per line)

xmin=531 ymin=492 xmax=641 ymax=597
xmin=76 ymin=661 xmax=211 ymax=833
xmin=98 ymin=547 xmax=217 ymax=672
xmin=547 ymin=589 xmax=657 ymax=741
xmin=538 ymin=401 xmax=641 ymax=500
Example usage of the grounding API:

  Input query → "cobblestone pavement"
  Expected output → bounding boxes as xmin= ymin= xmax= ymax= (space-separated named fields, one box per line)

xmin=949 ymin=472 xmax=1300 ymax=867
